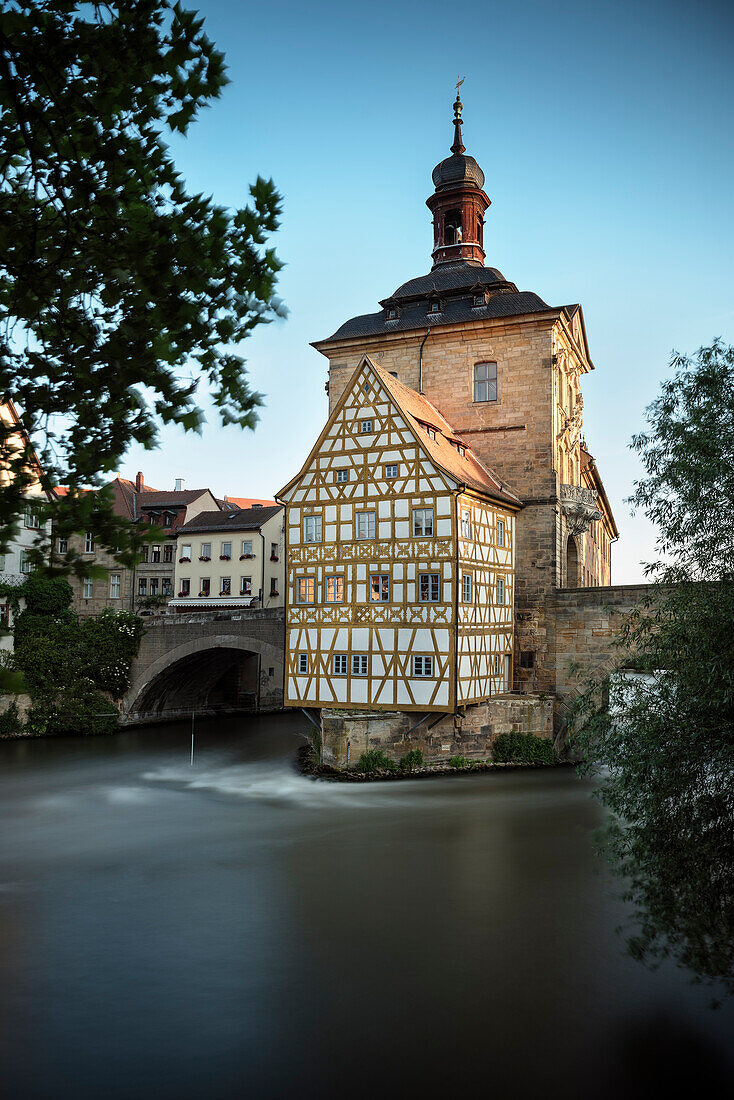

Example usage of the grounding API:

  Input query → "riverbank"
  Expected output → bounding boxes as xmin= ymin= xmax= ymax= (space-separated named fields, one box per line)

xmin=296 ymin=743 xmax=572 ymax=782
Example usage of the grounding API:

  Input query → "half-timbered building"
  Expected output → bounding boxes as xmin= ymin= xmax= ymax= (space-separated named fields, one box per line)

xmin=278 ymin=357 xmax=520 ymax=713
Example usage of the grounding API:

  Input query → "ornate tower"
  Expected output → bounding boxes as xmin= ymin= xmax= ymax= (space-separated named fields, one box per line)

xmin=426 ymin=92 xmax=491 ymax=268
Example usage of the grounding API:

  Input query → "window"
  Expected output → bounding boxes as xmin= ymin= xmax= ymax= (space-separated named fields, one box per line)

xmin=461 ymin=510 xmax=472 ymax=538
xmin=151 ymin=545 xmax=161 ymax=563
xmin=0 ymin=554 xmax=5 ymax=570
xmin=180 ymin=544 xmax=191 ymax=561
xmin=419 ymin=573 xmax=440 ymax=602
xmin=336 ymin=468 xmax=349 ymax=483
xmin=163 ymin=543 xmax=174 ymax=562
xmin=138 ymin=578 xmax=147 ymax=596
xmin=270 ymin=542 xmax=278 ymax=559
xmin=24 ymin=504 xmax=41 ymax=529
xmin=462 ymin=574 xmax=472 ymax=602
xmin=333 ymin=654 xmax=347 ymax=676
xmin=0 ymin=604 xmax=8 ymax=627
xmin=83 ymin=577 xmax=94 ymax=598
xmin=57 ymin=537 xmax=68 ymax=554
xmin=457 ymin=444 xmax=465 ymax=457
xmin=303 ymin=515 xmax=322 ymax=543
xmin=149 ymin=578 xmax=159 ymax=596
xmin=109 ymin=574 xmax=121 ymax=599
xmin=497 ymin=519 xmax=506 ymax=547
xmin=496 ymin=577 xmax=506 ymax=605
xmin=221 ymin=541 xmax=232 ymax=559
xmin=270 ymin=577 xmax=278 ymax=596
xmin=162 ymin=512 xmax=173 ymax=528
xmin=425 ymin=426 xmax=436 ymax=440
xmin=162 ymin=578 xmax=172 ymax=597
xmin=20 ymin=551 xmax=34 ymax=574
xmin=220 ymin=577 xmax=231 ymax=595
xmin=199 ymin=578 xmax=210 ymax=597
xmin=473 ymin=292 xmax=485 ymax=307
xmin=180 ymin=578 xmax=190 ymax=596
xmin=351 ymin=654 xmax=368 ymax=677
xmin=474 ymin=361 xmax=498 ymax=402
xmin=520 ymin=651 xmax=535 ymax=669
xmin=413 ymin=656 xmax=433 ymax=677
xmin=412 ymin=508 xmax=434 ymax=537
xmin=359 ymin=419 xmax=373 ymax=434
xmin=356 ymin=511 xmax=375 ymax=540
xmin=429 ymin=300 xmax=441 ymax=313
xmin=325 ymin=575 xmax=344 ymax=603
xmin=370 ymin=574 xmax=389 ymax=602
xmin=240 ymin=576 xmax=252 ymax=595
xmin=296 ymin=576 xmax=315 ymax=604
xmin=298 ymin=654 xmax=308 ymax=674
xmin=384 ymin=464 xmax=398 ymax=479
xmin=200 ymin=542 xmax=211 ymax=559
xmin=141 ymin=544 xmax=149 ymax=562
xmin=363 ymin=382 xmax=371 ymax=393
xmin=387 ymin=308 xmax=398 ymax=320
xmin=494 ymin=654 xmax=501 ymax=676
xmin=84 ymin=532 xmax=95 ymax=553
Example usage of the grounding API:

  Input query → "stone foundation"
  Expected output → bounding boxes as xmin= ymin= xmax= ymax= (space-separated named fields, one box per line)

xmin=320 ymin=695 xmax=553 ymax=769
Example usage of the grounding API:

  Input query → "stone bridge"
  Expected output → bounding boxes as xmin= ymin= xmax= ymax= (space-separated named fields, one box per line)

xmin=121 ymin=608 xmax=284 ymax=726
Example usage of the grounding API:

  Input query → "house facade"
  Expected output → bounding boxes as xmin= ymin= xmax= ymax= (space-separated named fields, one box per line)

xmin=169 ymin=505 xmax=285 ymax=612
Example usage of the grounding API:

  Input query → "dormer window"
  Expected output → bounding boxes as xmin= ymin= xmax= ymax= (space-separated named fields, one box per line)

xmin=429 ymin=300 xmax=441 ymax=314
xmin=425 ymin=426 xmax=436 ymax=441
xmin=387 ymin=308 xmax=398 ymax=320
xmin=473 ymin=293 xmax=485 ymax=307
xmin=457 ymin=444 xmax=466 ymax=457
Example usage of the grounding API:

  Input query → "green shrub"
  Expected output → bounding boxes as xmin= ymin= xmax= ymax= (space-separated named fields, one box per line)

xmin=492 ymin=732 xmax=557 ymax=765
xmin=448 ymin=755 xmax=470 ymax=769
xmin=356 ymin=748 xmax=397 ymax=773
xmin=399 ymin=748 xmax=424 ymax=772
xmin=22 ymin=574 xmax=73 ymax=615
xmin=0 ymin=700 xmax=22 ymax=737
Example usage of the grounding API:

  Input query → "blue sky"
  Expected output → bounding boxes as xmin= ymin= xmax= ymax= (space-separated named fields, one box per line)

xmin=120 ymin=0 xmax=734 ymax=584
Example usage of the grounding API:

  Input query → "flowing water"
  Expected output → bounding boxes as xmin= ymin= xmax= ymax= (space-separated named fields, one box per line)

xmin=0 ymin=713 xmax=731 ymax=1099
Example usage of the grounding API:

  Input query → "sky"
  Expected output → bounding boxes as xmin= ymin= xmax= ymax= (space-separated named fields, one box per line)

xmin=119 ymin=0 xmax=734 ymax=584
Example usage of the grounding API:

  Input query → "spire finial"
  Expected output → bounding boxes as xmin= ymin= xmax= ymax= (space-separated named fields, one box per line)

xmin=451 ymin=76 xmax=465 ymax=154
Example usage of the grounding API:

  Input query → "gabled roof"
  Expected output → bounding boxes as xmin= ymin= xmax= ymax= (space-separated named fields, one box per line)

xmin=137 ymin=489 xmax=213 ymax=508
xmin=177 ymin=505 xmax=282 ymax=535
xmin=223 ymin=496 xmax=277 ymax=509
xmin=278 ymin=356 xmax=521 ymax=509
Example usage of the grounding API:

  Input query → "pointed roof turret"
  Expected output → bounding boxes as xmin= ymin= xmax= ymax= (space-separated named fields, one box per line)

xmin=451 ymin=89 xmax=465 ymax=154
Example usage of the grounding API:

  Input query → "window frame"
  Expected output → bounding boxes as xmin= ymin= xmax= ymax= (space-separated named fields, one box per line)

xmin=303 ymin=515 xmax=323 ymax=544
xmin=462 ymin=573 xmax=472 ymax=603
xmin=358 ymin=419 xmax=374 ymax=434
xmin=84 ymin=532 xmax=95 ymax=553
xmin=83 ymin=576 xmax=94 ymax=598
xmin=295 ymin=576 xmax=316 ymax=605
xmin=497 ymin=518 xmax=506 ymax=547
xmin=369 ymin=574 xmax=390 ymax=602
xmin=335 ymin=468 xmax=349 ymax=483
xmin=298 ymin=653 xmax=308 ymax=674
xmin=412 ymin=655 xmax=434 ymax=678
xmin=355 ymin=510 xmax=376 ymax=540
xmin=384 ymin=463 xmax=398 ymax=479
xmin=109 ymin=573 xmax=121 ymax=599
xmin=325 ymin=575 xmax=345 ymax=604
xmin=473 ymin=361 xmax=498 ymax=403
xmin=496 ymin=576 xmax=506 ymax=605
xmin=351 ymin=654 xmax=368 ymax=677
xmin=332 ymin=654 xmax=348 ymax=676
xmin=412 ymin=507 xmax=434 ymax=538
xmin=461 ymin=510 xmax=472 ymax=539
xmin=418 ymin=572 xmax=441 ymax=603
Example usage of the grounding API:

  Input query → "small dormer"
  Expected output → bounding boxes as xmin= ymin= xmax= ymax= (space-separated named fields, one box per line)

xmin=427 ymin=294 xmax=442 ymax=316
xmin=471 ymin=283 xmax=489 ymax=308
xmin=383 ymin=298 xmax=400 ymax=322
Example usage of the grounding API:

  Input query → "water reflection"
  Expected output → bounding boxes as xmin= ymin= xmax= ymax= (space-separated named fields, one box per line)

xmin=0 ymin=714 xmax=731 ymax=1099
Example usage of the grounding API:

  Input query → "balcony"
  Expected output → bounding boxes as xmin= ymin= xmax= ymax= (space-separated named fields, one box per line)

xmin=559 ymin=484 xmax=601 ymax=535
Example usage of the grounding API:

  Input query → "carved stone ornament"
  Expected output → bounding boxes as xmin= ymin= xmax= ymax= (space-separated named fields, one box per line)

xmin=560 ymin=484 xmax=601 ymax=536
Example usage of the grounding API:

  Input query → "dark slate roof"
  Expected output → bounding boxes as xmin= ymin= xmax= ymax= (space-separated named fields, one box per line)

xmin=138 ymin=489 xmax=213 ymax=509
xmin=316 ymin=262 xmax=567 ymax=345
xmin=178 ymin=505 xmax=282 ymax=535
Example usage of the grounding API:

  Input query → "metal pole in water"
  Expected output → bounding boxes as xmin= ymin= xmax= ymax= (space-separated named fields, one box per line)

xmin=190 ymin=711 xmax=195 ymax=766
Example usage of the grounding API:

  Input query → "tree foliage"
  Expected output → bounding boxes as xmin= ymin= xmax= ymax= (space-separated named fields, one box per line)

xmin=0 ymin=0 xmax=283 ymax=566
xmin=573 ymin=341 xmax=734 ymax=1003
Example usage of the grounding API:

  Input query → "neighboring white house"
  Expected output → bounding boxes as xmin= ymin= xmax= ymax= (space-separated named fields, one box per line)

xmin=168 ymin=504 xmax=285 ymax=611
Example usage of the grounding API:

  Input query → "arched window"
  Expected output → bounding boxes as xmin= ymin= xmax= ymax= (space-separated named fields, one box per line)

xmin=566 ymin=536 xmax=579 ymax=588
xmin=476 ymin=215 xmax=483 ymax=247
xmin=444 ymin=209 xmax=462 ymax=245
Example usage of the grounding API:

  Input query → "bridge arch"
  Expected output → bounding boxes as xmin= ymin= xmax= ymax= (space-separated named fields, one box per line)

xmin=123 ymin=629 xmax=284 ymax=725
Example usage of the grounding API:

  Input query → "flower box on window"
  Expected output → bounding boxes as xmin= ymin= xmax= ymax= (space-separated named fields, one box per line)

xmin=270 ymin=590 xmax=279 ymax=597
xmin=178 ymin=556 xmax=191 ymax=563
xmin=177 ymin=590 xmax=188 ymax=598
xmin=270 ymin=555 xmax=279 ymax=562
xmin=219 ymin=554 xmax=231 ymax=561
xmin=239 ymin=553 xmax=255 ymax=560
xmin=198 ymin=555 xmax=211 ymax=562
xmin=198 ymin=590 xmax=209 ymax=597
xmin=219 ymin=591 xmax=230 ymax=597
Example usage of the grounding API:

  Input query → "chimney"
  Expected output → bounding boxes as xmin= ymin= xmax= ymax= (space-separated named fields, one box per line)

xmin=174 ymin=477 xmax=184 ymax=492
xmin=136 ymin=471 xmax=144 ymax=492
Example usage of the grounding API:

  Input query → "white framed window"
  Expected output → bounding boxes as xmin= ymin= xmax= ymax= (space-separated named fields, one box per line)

xmin=335 ymin=468 xmax=349 ymax=483
xmin=384 ymin=464 xmax=398 ymax=479
xmin=298 ymin=654 xmax=308 ymax=674
xmin=20 ymin=551 xmax=33 ymax=574
xmin=370 ymin=574 xmax=389 ymax=602
xmin=180 ymin=543 xmax=191 ymax=559
xmin=474 ymin=361 xmax=498 ymax=402
xmin=24 ymin=504 xmax=41 ymax=529
xmin=425 ymin=426 xmax=436 ymax=440
xmin=150 ymin=579 xmax=159 ymax=596
xmin=83 ymin=577 xmax=94 ymax=598
xmin=462 ymin=574 xmax=472 ymax=602
xmin=220 ymin=577 xmax=231 ymax=595
xmin=413 ymin=656 xmax=434 ymax=678
xmin=351 ymin=654 xmax=368 ymax=677
xmin=429 ymin=300 xmax=441 ymax=314
xmin=356 ymin=511 xmax=375 ymax=540
xmin=221 ymin=541 xmax=232 ymax=558
xmin=461 ymin=510 xmax=472 ymax=538
xmin=109 ymin=574 xmax=121 ymax=599
xmin=240 ymin=576 xmax=252 ymax=595
xmin=332 ymin=654 xmax=347 ymax=676
xmin=138 ymin=578 xmax=147 ymax=596
xmin=325 ymin=575 xmax=344 ymax=603
xmin=359 ymin=419 xmax=373 ymax=434
xmin=419 ymin=573 xmax=440 ymax=602
xmin=162 ymin=579 xmax=172 ymax=596
xmin=57 ymin=537 xmax=68 ymax=554
xmin=494 ymin=653 xmax=501 ymax=676
xmin=163 ymin=543 xmax=174 ymax=562
xmin=200 ymin=542 xmax=211 ymax=559
xmin=412 ymin=508 xmax=434 ymax=537
xmin=151 ymin=544 xmax=161 ymax=563
xmin=303 ymin=515 xmax=322 ymax=543
xmin=497 ymin=519 xmax=506 ymax=547
xmin=84 ymin=532 xmax=95 ymax=553
xmin=241 ymin=540 xmax=253 ymax=556
xmin=296 ymin=576 xmax=315 ymax=604
xmin=496 ymin=577 xmax=506 ymax=605
xmin=180 ymin=578 xmax=191 ymax=597
xmin=199 ymin=578 xmax=210 ymax=597
xmin=457 ymin=444 xmax=466 ymax=457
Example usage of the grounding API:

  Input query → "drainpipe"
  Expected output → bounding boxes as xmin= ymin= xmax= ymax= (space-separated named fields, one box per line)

xmin=259 ymin=529 xmax=265 ymax=607
xmin=418 ymin=328 xmax=431 ymax=394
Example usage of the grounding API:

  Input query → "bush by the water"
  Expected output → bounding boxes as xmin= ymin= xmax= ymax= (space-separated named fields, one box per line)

xmin=448 ymin=755 xmax=470 ymax=769
xmin=492 ymin=732 xmax=557 ymax=765
xmin=356 ymin=749 xmax=397 ymax=773
xmin=399 ymin=748 xmax=424 ymax=772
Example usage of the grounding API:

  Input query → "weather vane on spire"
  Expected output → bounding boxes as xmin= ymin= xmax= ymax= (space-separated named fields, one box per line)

xmin=451 ymin=77 xmax=465 ymax=153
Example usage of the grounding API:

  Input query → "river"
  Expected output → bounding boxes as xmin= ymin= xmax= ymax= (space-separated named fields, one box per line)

xmin=0 ymin=713 xmax=731 ymax=1099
